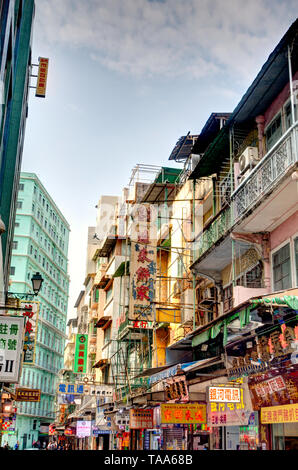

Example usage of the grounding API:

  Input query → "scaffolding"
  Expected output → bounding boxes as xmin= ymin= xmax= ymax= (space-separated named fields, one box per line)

xmin=109 ymin=164 xmax=215 ymax=402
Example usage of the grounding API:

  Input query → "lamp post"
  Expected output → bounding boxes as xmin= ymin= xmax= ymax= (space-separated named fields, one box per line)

xmin=5 ymin=271 xmax=44 ymax=302
xmin=0 ymin=272 xmax=44 ymax=447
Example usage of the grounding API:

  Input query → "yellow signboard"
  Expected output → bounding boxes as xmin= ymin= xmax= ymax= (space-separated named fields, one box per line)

xmin=261 ymin=403 xmax=298 ymax=424
xmin=36 ymin=57 xmax=49 ymax=98
xmin=161 ymin=403 xmax=206 ymax=424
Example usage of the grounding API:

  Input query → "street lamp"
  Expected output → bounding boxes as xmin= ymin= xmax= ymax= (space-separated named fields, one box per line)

xmin=31 ymin=272 xmax=43 ymax=296
xmin=5 ymin=271 xmax=44 ymax=302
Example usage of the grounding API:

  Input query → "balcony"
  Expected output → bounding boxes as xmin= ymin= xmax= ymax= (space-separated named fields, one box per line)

xmin=194 ymin=206 xmax=232 ymax=262
xmin=232 ymin=123 xmax=298 ymax=230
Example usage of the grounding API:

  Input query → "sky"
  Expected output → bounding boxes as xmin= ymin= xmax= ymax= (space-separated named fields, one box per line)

xmin=21 ymin=0 xmax=298 ymax=319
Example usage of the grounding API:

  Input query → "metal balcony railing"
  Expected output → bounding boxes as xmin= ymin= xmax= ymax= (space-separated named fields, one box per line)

xmin=194 ymin=206 xmax=232 ymax=261
xmin=232 ymin=123 xmax=298 ymax=222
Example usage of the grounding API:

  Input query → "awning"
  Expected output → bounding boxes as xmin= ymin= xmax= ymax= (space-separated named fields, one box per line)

xmin=113 ymin=261 xmax=130 ymax=278
xmin=92 ymin=359 xmax=109 ymax=369
xmin=250 ymin=295 xmax=298 ymax=310
xmin=95 ymin=316 xmax=112 ymax=329
xmin=67 ymin=396 xmax=96 ymax=419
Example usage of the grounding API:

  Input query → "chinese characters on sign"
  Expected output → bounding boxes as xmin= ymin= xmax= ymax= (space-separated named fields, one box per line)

xmin=165 ymin=376 xmax=189 ymax=403
xmin=261 ymin=403 xmax=298 ymax=424
xmin=20 ymin=301 xmax=39 ymax=364
xmin=207 ymin=388 xmax=250 ymax=426
xmin=15 ymin=388 xmax=41 ymax=402
xmin=36 ymin=57 xmax=49 ymax=98
xmin=76 ymin=420 xmax=92 ymax=438
xmin=0 ymin=316 xmax=25 ymax=383
xmin=161 ymin=403 xmax=206 ymax=424
xmin=248 ymin=369 xmax=298 ymax=410
xmin=227 ymin=323 xmax=298 ymax=379
xmin=129 ymin=409 xmax=154 ymax=429
xmin=57 ymin=383 xmax=84 ymax=395
xmin=129 ymin=205 xmax=157 ymax=322
xmin=74 ymin=334 xmax=88 ymax=373
xmin=208 ymin=386 xmax=241 ymax=403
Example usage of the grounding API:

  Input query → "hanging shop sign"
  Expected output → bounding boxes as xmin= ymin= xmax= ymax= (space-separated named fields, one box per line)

xmin=207 ymin=386 xmax=241 ymax=403
xmin=59 ymin=405 xmax=67 ymax=423
xmin=207 ymin=388 xmax=248 ymax=426
xmin=64 ymin=427 xmax=76 ymax=436
xmin=15 ymin=387 xmax=41 ymax=402
xmin=0 ymin=315 xmax=25 ymax=383
xmin=115 ymin=411 xmax=130 ymax=429
xmin=261 ymin=403 xmax=298 ymax=424
xmin=20 ymin=301 xmax=39 ymax=364
xmin=1 ymin=415 xmax=16 ymax=434
xmin=129 ymin=409 xmax=154 ymax=429
xmin=161 ymin=403 xmax=206 ymax=424
xmin=76 ymin=420 xmax=92 ymax=438
xmin=57 ymin=383 xmax=84 ymax=394
xmin=74 ymin=334 xmax=88 ymax=373
xmin=248 ymin=368 xmax=298 ymax=410
xmin=89 ymin=384 xmax=113 ymax=398
xmin=129 ymin=205 xmax=157 ymax=322
xmin=35 ymin=57 xmax=49 ymax=98
xmin=132 ymin=320 xmax=153 ymax=329
xmin=49 ymin=424 xmax=56 ymax=435
xmin=227 ymin=321 xmax=298 ymax=379
xmin=165 ymin=376 xmax=189 ymax=403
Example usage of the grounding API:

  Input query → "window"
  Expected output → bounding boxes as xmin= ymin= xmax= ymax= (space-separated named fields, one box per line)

xmin=16 ymin=200 xmax=23 ymax=209
xmin=266 ymin=114 xmax=282 ymax=151
xmin=12 ymin=241 xmax=18 ymax=250
xmin=15 ymin=222 xmax=20 ymax=227
xmin=273 ymin=243 xmax=292 ymax=291
xmin=19 ymin=183 xmax=24 ymax=191
xmin=10 ymin=266 xmax=15 ymax=276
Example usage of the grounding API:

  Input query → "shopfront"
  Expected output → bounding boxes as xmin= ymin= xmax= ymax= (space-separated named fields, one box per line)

xmin=225 ymin=301 xmax=298 ymax=450
xmin=129 ymin=408 xmax=154 ymax=450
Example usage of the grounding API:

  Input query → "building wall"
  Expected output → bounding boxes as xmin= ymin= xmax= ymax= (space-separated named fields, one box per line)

xmin=0 ymin=0 xmax=35 ymax=290
xmin=7 ymin=172 xmax=70 ymax=449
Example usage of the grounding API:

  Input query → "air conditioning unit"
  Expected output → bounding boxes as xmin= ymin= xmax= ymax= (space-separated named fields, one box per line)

xmin=200 ymin=287 xmax=215 ymax=302
xmin=239 ymin=147 xmax=259 ymax=174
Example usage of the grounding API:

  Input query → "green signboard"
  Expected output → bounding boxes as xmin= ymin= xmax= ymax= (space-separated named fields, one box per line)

xmin=74 ymin=334 xmax=88 ymax=373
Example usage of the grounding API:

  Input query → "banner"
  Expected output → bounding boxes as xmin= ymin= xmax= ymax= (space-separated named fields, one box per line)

xmin=0 ymin=315 xmax=25 ymax=383
xmin=74 ymin=334 xmax=88 ymax=373
xmin=76 ymin=420 xmax=91 ymax=438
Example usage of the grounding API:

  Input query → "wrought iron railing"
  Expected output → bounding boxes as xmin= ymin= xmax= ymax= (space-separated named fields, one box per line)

xmin=232 ymin=123 xmax=298 ymax=222
xmin=194 ymin=206 xmax=232 ymax=260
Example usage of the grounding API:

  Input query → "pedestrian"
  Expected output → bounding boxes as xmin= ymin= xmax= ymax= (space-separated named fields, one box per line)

xmin=3 ymin=442 xmax=9 ymax=450
xmin=14 ymin=441 xmax=19 ymax=450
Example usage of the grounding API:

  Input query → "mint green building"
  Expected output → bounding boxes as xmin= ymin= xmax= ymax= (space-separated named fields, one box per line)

xmin=7 ymin=172 xmax=70 ymax=450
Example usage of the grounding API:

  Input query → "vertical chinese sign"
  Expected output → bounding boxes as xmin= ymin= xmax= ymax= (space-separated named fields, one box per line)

xmin=20 ymin=301 xmax=39 ymax=364
xmin=35 ymin=57 xmax=49 ymax=98
xmin=129 ymin=205 xmax=157 ymax=322
xmin=0 ymin=316 xmax=25 ymax=383
xmin=74 ymin=334 xmax=88 ymax=373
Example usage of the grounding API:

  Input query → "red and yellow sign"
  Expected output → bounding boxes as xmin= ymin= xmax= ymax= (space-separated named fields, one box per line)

xmin=261 ymin=403 xmax=298 ymax=424
xmin=36 ymin=57 xmax=49 ymax=98
xmin=15 ymin=388 xmax=41 ymax=402
xmin=129 ymin=409 xmax=153 ymax=429
xmin=161 ymin=403 xmax=206 ymax=424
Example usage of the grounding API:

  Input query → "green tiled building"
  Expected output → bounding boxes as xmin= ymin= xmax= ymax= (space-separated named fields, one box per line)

xmin=7 ymin=172 xmax=70 ymax=449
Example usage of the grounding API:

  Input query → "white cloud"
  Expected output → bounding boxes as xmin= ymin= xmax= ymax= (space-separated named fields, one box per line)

xmin=35 ymin=0 xmax=297 ymax=82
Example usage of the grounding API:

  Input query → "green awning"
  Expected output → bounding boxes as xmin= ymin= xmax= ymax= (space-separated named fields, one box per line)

xmin=192 ymin=306 xmax=252 ymax=348
xmin=250 ymin=295 xmax=298 ymax=310
xmin=113 ymin=261 xmax=130 ymax=278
